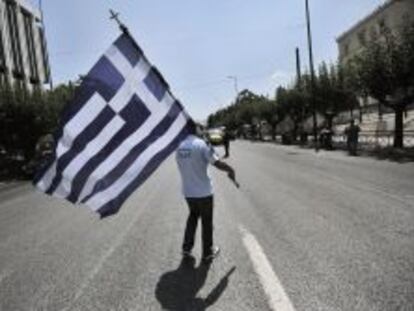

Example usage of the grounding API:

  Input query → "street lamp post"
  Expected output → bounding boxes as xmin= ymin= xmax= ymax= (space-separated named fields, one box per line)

xmin=305 ymin=0 xmax=318 ymax=150
xmin=227 ymin=75 xmax=239 ymax=99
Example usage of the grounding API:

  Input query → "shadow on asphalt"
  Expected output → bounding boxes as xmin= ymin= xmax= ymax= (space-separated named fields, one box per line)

xmin=155 ymin=256 xmax=236 ymax=310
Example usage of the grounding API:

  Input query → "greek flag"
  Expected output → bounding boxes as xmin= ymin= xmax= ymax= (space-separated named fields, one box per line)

xmin=34 ymin=32 xmax=193 ymax=217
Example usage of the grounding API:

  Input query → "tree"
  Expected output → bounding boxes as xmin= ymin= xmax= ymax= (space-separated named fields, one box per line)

xmin=0 ymin=82 xmax=76 ymax=177
xmin=207 ymin=89 xmax=275 ymax=139
xmin=313 ymin=62 xmax=359 ymax=130
xmin=352 ymin=21 xmax=414 ymax=148
xmin=275 ymin=86 xmax=306 ymax=140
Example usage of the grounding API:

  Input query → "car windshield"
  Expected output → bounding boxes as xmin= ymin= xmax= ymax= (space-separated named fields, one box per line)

xmin=209 ymin=129 xmax=222 ymax=135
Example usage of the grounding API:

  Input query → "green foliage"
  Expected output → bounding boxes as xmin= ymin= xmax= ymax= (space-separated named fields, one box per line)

xmin=207 ymin=89 xmax=276 ymax=131
xmin=205 ymin=22 xmax=414 ymax=148
xmin=313 ymin=62 xmax=358 ymax=120
xmin=350 ymin=20 xmax=414 ymax=147
xmin=0 ymin=83 xmax=76 ymax=165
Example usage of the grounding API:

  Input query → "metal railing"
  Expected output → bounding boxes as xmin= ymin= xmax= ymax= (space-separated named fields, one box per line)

xmin=332 ymin=131 xmax=414 ymax=148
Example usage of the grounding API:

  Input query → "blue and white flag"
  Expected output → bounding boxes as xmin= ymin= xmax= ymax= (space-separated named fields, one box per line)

xmin=34 ymin=32 xmax=193 ymax=217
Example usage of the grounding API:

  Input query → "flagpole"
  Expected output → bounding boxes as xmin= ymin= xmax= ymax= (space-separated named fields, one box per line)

xmin=109 ymin=9 xmax=145 ymax=61
xmin=109 ymin=9 xmax=129 ymax=35
xmin=108 ymin=10 xmax=189 ymax=120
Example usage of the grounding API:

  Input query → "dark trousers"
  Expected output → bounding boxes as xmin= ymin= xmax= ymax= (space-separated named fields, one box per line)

xmin=182 ymin=196 xmax=214 ymax=257
xmin=224 ymin=141 xmax=230 ymax=157
xmin=347 ymin=139 xmax=358 ymax=156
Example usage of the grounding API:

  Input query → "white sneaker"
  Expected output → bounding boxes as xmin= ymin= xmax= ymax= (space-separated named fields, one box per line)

xmin=182 ymin=250 xmax=192 ymax=258
xmin=202 ymin=246 xmax=220 ymax=263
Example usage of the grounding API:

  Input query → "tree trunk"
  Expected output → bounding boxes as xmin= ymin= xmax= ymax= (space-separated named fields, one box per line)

xmin=378 ymin=102 xmax=383 ymax=121
xmin=393 ymin=106 xmax=404 ymax=148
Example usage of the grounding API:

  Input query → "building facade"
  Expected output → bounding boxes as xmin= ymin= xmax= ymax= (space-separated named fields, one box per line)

xmin=334 ymin=0 xmax=414 ymax=131
xmin=0 ymin=0 xmax=50 ymax=90
xmin=337 ymin=0 xmax=414 ymax=65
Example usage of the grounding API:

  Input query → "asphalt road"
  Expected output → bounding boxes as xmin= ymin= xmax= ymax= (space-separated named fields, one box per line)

xmin=0 ymin=141 xmax=413 ymax=311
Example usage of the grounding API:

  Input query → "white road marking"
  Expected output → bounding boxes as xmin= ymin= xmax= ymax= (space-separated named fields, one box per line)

xmin=240 ymin=226 xmax=296 ymax=311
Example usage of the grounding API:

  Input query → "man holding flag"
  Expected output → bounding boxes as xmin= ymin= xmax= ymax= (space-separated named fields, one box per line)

xmin=176 ymin=121 xmax=237 ymax=263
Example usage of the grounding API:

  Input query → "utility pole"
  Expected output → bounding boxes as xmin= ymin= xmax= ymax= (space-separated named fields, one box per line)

xmin=296 ymin=47 xmax=306 ymax=145
xmin=305 ymin=0 xmax=318 ymax=151
xmin=295 ymin=47 xmax=302 ymax=88
xmin=227 ymin=75 xmax=239 ymax=99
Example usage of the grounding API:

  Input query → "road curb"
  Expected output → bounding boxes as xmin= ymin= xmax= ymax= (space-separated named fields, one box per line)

xmin=0 ymin=181 xmax=28 ymax=194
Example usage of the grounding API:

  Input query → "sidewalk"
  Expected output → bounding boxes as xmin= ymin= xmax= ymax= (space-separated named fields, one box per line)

xmin=248 ymin=138 xmax=414 ymax=163
xmin=0 ymin=181 xmax=27 ymax=193
xmin=296 ymin=142 xmax=414 ymax=163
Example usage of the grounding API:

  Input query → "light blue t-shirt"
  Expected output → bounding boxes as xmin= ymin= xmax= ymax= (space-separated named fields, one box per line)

xmin=176 ymin=135 xmax=219 ymax=198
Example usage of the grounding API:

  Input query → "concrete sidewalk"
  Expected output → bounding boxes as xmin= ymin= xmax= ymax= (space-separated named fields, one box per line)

xmin=0 ymin=181 xmax=27 ymax=193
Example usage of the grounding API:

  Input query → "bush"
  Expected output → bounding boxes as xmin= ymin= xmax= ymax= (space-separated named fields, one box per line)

xmin=0 ymin=83 xmax=75 ymax=179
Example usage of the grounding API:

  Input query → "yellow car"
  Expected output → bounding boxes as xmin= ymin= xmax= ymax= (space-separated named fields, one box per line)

xmin=207 ymin=128 xmax=224 ymax=145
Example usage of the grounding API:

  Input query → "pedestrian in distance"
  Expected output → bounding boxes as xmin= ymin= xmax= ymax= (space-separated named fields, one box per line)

xmin=344 ymin=119 xmax=360 ymax=156
xmin=176 ymin=121 xmax=238 ymax=263
xmin=223 ymin=129 xmax=230 ymax=158
xmin=320 ymin=124 xmax=333 ymax=150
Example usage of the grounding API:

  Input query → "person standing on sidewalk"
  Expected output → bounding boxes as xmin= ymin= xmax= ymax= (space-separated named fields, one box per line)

xmin=223 ymin=129 xmax=231 ymax=158
xmin=176 ymin=121 xmax=237 ymax=263
xmin=344 ymin=119 xmax=360 ymax=156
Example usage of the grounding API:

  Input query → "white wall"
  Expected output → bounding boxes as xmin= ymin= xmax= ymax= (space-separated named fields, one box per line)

xmin=0 ymin=0 xmax=49 ymax=90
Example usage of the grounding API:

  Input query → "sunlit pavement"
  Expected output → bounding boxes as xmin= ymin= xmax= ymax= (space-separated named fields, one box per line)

xmin=1 ymin=140 xmax=413 ymax=310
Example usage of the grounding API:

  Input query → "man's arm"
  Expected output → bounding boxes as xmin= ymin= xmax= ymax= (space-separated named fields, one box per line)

xmin=213 ymin=160 xmax=239 ymax=187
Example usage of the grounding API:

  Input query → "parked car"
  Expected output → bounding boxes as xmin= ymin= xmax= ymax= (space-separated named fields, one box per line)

xmin=207 ymin=128 xmax=224 ymax=145
xmin=22 ymin=134 xmax=54 ymax=178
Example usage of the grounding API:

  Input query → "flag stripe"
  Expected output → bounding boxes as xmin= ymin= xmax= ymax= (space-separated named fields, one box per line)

xmin=57 ymin=94 xmax=108 ymax=157
xmin=53 ymin=115 xmax=126 ymax=199
xmin=83 ymin=56 xmax=125 ymax=102
xmin=81 ymin=101 xmax=183 ymax=203
xmin=85 ymin=111 xmax=189 ymax=209
xmin=76 ymin=92 xmax=176 ymax=203
xmin=45 ymin=105 xmax=116 ymax=194
xmin=35 ymin=161 xmax=57 ymax=191
xmin=64 ymin=95 xmax=151 ymax=203
xmin=96 ymin=122 xmax=192 ymax=217
xmin=144 ymin=67 xmax=168 ymax=102
xmin=114 ymin=34 xmax=142 ymax=67
xmin=34 ymin=92 xmax=107 ymax=188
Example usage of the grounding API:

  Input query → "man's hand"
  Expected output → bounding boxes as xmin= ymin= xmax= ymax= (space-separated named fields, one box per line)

xmin=227 ymin=170 xmax=235 ymax=181
xmin=228 ymin=171 xmax=240 ymax=188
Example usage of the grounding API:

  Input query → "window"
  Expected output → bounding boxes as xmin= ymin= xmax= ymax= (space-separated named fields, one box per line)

xmin=6 ymin=0 xmax=24 ymax=79
xmin=358 ymin=30 xmax=366 ymax=47
xmin=22 ymin=9 xmax=39 ymax=83
xmin=37 ymin=26 xmax=50 ymax=84
xmin=343 ymin=42 xmax=349 ymax=56
xmin=378 ymin=18 xmax=387 ymax=34
xmin=0 ymin=25 xmax=7 ymax=73
xmin=370 ymin=26 xmax=377 ymax=40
